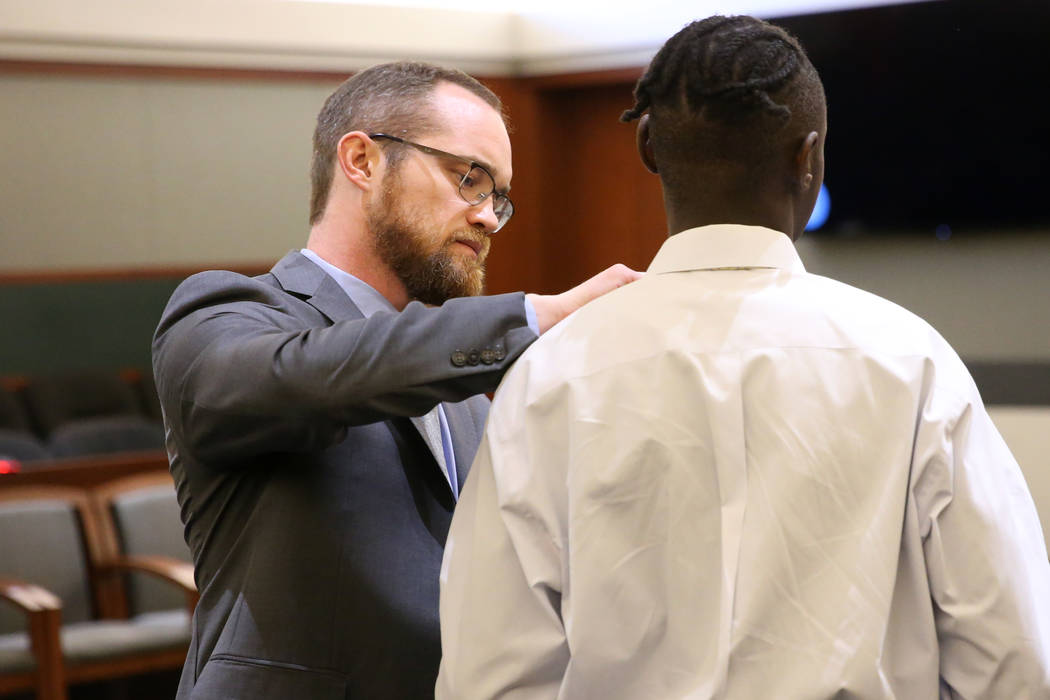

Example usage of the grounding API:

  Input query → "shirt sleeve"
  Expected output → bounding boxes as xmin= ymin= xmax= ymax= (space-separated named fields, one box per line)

xmin=913 ymin=386 xmax=1050 ymax=698
xmin=437 ymin=365 xmax=570 ymax=699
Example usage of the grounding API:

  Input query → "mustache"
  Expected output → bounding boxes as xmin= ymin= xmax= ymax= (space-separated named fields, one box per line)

xmin=449 ymin=228 xmax=491 ymax=258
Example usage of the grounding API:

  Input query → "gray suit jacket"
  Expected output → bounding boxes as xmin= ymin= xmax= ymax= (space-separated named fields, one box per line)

xmin=152 ymin=251 xmax=537 ymax=699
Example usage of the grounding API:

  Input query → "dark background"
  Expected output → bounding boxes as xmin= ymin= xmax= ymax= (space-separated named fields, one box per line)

xmin=777 ymin=0 xmax=1049 ymax=235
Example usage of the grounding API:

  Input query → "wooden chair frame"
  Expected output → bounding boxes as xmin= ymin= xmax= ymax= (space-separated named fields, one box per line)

xmin=89 ymin=471 xmax=198 ymax=619
xmin=0 ymin=483 xmax=196 ymax=700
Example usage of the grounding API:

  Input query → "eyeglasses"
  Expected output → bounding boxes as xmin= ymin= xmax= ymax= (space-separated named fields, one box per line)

xmin=369 ymin=133 xmax=514 ymax=233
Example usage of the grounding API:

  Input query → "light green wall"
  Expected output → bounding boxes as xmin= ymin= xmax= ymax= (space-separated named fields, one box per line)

xmin=0 ymin=70 xmax=345 ymax=376
xmin=0 ymin=71 xmax=341 ymax=270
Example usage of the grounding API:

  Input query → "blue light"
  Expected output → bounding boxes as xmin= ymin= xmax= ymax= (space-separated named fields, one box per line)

xmin=805 ymin=183 xmax=831 ymax=231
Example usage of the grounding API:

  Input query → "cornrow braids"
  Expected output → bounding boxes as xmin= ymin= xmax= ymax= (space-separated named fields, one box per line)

xmin=623 ymin=15 xmax=825 ymax=212
xmin=622 ymin=15 xmax=810 ymax=126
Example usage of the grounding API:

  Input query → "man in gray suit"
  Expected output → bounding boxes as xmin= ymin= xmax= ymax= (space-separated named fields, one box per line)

xmin=152 ymin=61 xmax=639 ymax=699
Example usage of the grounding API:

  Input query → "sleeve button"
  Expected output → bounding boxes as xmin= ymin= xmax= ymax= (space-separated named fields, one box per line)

xmin=451 ymin=350 xmax=468 ymax=367
xmin=480 ymin=348 xmax=496 ymax=365
xmin=466 ymin=349 xmax=481 ymax=366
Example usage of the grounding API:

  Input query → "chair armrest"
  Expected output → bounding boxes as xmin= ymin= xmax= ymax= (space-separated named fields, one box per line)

xmin=96 ymin=555 xmax=199 ymax=612
xmin=0 ymin=577 xmax=66 ymax=698
xmin=103 ymin=555 xmax=196 ymax=594
xmin=0 ymin=577 xmax=62 ymax=613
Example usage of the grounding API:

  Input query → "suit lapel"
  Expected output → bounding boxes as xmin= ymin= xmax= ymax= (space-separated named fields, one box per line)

xmin=270 ymin=251 xmax=364 ymax=324
xmin=270 ymin=251 xmax=455 ymax=492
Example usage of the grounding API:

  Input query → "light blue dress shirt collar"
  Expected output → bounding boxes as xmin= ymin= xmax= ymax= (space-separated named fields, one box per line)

xmin=300 ymin=248 xmax=397 ymax=318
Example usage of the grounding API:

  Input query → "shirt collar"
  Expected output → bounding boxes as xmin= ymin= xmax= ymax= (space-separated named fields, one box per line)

xmin=300 ymin=248 xmax=396 ymax=318
xmin=647 ymin=224 xmax=806 ymax=275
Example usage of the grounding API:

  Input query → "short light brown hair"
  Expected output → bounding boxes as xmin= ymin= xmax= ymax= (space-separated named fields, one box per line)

xmin=309 ymin=61 xmax=502 ymax=224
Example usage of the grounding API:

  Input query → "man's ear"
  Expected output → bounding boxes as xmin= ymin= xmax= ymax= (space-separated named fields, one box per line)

xmin=636 ymin=114 xmax=659 ymax=174
xmin=337 ymin=131 xmax=382 ymax=190
xmin=794 ymin=131 xmax=820 ymax=192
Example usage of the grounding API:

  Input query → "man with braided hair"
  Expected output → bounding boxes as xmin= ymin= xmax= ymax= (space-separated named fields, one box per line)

xmin=437 ymin=15 xmax=1050 ymax=699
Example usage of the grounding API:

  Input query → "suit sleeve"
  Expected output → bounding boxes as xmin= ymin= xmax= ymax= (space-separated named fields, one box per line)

xmin=152 ymin=270 xmax=537 ymax=463
xmin=913 ymin=383 xmax=1050 ymax=698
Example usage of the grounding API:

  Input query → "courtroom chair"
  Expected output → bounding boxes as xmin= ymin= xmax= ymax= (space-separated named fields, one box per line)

xmin=0 ymin=386 xmax=33 ymax=435
xmin=45 ymin=416 xmax=164 ymax=460
xmin=22 ymin=371 xmax=164 ymax=459
xmin=90 ymin=472 xmax=195 ymax=622
xmin=21 ymin=370 xmax=143 ymax=436
xmin=0 ymin=429 xmax=51 ymax=466
xmin=0 ymin=387 xmax=51 ymax=469
xmin=0 ymin=486 xmax=195 ymax=700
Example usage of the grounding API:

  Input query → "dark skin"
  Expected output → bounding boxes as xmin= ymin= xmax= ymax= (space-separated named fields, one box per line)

xmin=636 ymin=113 xmax=825 ymax=242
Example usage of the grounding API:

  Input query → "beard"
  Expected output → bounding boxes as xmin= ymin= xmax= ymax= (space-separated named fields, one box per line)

xmin=367 ymin=173 xmax=490 ymax=306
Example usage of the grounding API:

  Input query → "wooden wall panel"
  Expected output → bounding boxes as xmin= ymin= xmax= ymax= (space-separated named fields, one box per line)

xmin=478 ymin=77 xmax=667 ymax=296
xmin=474 ymin=76 xmax=547 ymax=297
xmin=532 ymin=82 xmax=666 ymax=293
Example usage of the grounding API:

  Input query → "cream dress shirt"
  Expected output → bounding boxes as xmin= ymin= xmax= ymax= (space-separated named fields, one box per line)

xmin=437 ymin=225 xmax=1050 ymax=699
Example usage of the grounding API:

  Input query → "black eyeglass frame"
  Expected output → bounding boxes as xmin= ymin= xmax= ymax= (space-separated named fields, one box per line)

xmin=369 ymin=133 xmax=514 ymax=233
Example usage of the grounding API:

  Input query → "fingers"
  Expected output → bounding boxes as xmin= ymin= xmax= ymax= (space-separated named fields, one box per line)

xmin=567 ymin=264 xmax=644 ymax=308
xmin=527 ymin=264 xmax=644 ymax=334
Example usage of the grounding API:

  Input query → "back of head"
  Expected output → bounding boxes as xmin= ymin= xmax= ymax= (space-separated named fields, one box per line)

xmin=309 ymin=61 xmax=502 ymax=224
xmin=623 ymin=16 xmax=826 ymax=213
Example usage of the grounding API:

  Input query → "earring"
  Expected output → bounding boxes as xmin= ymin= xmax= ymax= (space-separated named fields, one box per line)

xmin=803 ymin=173 xmax=813 ymax=189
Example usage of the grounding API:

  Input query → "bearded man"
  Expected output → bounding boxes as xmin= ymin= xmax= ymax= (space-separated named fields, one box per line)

xmin=152 ymin=61 xmax=639 ymax=700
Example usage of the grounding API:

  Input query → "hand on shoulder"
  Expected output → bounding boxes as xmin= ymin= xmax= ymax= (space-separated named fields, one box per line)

xmin=527 ymin=264 xmax=644 ymax=334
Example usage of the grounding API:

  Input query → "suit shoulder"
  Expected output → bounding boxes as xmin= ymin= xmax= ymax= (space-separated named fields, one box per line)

xmin=164 ymin=267 xmax=295 ymax=311
xmin=171 ymin=268 xmax=280 ymax=300
xmin=155 ymin=267 xmax=306 ymax=341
